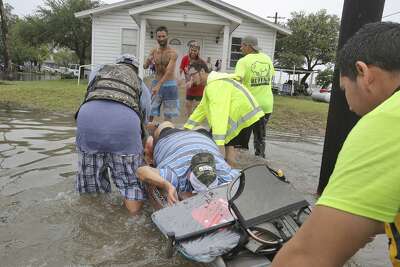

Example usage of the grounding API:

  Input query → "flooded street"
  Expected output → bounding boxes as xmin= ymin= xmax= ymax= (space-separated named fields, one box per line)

xmin=0 ymin=108 xmax=388 ymax=266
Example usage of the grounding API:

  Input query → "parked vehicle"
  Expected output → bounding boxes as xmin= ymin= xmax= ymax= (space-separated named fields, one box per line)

xmin=42 ymin=65 xmax=59 ymax=74
xmin=311 ymin=84 xmax=331 ymax=103
xmin=67 ymin=64 xmax=79 ymax=77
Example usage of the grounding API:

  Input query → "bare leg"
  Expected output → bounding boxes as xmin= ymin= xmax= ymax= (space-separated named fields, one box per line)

xmin=185 ymin=99 xmax=193 ymax=117
xmin=124 ymin=199 xmax=144 ymax=215
xmin=225 ymin=146 xmax=237 ymax=168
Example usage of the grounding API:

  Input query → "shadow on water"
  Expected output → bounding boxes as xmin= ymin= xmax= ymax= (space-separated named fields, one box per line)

xmin=0 ymin=107 xmax=388 ymax=267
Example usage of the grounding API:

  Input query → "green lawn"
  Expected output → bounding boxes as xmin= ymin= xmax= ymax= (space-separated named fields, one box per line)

xmin=0 ymin=79 xmax=87 ymax=113
xmin=0 ymin=79 xmax=328 ymax=136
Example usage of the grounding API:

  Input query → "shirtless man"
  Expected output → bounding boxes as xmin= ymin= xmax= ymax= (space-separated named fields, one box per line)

xmin=144 ymin=26 xmax=179 ymax=122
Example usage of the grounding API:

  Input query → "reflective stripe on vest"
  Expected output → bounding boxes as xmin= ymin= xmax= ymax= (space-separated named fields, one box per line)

xmin=222 ymin=78 xmax=257 ymax=108
xmin=226 ymin=106 xmax=263 ymax=137
xmin=186 ymin=119 xmax=198 ymax=128
xmin=221 ymin=78 xmax=262 ymax=138
xmin=212 ymin=134 xmax=226 ymax=142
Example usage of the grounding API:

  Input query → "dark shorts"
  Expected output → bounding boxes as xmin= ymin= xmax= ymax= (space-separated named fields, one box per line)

xmin=186 ymin=95 xmax=202 ymax=101
xmin=226 ymin=125 xmax=254 ymax=149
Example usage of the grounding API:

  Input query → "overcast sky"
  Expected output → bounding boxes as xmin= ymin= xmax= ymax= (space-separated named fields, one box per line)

xmin=4 ymin=0 xmax=400 ymax=23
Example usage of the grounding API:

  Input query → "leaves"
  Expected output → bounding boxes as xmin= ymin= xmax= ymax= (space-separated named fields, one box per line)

xmin=36 ymin=0 xmax=100 ymax=64
xmin=316 ymin=67 xmax=334 ymax=87
xmin=275 ymin=10 xmax=340 ymax=73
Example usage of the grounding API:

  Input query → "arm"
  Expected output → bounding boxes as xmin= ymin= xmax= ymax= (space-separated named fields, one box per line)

xmin=143 ymin=49 xmax=155 ymax=69
xmin=136 ymin=166 xmax=178 ymax=205
xmin=184 ymin=94 xmax=207 ymax=129
xmin=152 ymin=51 xmax=178 ymax=95
xmin=207 ymin=81 xmax=231 ymax=146
xmin=271 ymin=205 xmax=384 ymax=267
xmin=234 ymin=58 xmax=245 ymax=83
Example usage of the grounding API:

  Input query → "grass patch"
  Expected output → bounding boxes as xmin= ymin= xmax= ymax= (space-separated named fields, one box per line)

xmin=0 ymin=79 xmax=328 ymax=136
xmin=0 ymin=80 xmax=86 ymax=113
xmin=271 ymin=95 xmax=328 ymax=136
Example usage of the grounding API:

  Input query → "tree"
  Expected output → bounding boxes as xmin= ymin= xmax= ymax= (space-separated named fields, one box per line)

xmin=316 ymin=67 xmax=334 ymax=88
xmin=6 ymin=17 xmax=52 ymax=71
xmin=53 ymin=47 xmax=78 ymax=67
xmin=36 ymin=0 xmax=100 ymax=66
xmin=0 ymin=0 xmax=15 ymax=74
xmin=275 ymin=10 xmax=340 ymax=86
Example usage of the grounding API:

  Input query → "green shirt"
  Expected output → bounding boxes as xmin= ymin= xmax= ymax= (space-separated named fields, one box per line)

xmin=235 ymin=52 xmax=275 ymax=114
xmin=317 ymin=91 xmax=400 ymax=223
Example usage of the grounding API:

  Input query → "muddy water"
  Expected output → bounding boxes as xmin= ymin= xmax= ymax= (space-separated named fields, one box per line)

xmin=0 ymin=108 xmax=388 ymax=266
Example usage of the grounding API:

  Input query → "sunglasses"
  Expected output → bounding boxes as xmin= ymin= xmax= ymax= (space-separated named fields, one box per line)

xmin=188 ymin=71 xmax=199 ymax=77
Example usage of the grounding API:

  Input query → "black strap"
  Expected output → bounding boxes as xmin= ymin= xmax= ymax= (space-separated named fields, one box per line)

xmin=95 ymin=77 xmax=137 ymax=92
xmin=91 ymin=86 xmax=137 ymax=100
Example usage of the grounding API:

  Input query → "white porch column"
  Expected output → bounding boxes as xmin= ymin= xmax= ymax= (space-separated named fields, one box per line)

xmin=139 ymin=18 xmax=147 ymax=79
xmin=221 ymin=25 xmax=230 ymax=72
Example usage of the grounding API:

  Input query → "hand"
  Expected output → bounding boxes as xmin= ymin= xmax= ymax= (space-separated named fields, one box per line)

xmin=186 ymin=79 xmax=193 ymax=90
xmin=166 ymin=183 xmax=178 ymax=206
xmin=152 ymin=84 xmax=161 ymax=96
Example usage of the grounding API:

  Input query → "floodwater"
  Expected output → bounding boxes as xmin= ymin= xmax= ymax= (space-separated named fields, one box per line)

xmin=0 ymin=108 xmax=389 ymax=267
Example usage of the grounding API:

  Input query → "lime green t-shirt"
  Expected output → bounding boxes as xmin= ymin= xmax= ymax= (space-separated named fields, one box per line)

xmin=235 ymin=53 xmax=275 ymax=114
xmin=317 ymin=91 xmax=400 ymax=224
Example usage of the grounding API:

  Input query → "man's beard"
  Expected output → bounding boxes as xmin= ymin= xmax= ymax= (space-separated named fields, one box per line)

xmin=158 ymin=40 xmax=168 ymax=48
xmin=189 ymin=53 xmax=199 ymax=59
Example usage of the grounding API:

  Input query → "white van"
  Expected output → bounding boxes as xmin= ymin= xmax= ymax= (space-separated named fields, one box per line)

xmin=67 ymin=64 xmax=79 ymax=77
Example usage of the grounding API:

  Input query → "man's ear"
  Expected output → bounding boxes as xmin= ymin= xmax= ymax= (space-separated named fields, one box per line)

xmin=355 ymin=61 xmax=374 ymax=88
xmin=355 ymin=61 xmax=368 ymax=76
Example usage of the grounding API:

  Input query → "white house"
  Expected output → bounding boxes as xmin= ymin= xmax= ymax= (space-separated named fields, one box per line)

xmin=75 ymin=0 xmax=290 ymax=78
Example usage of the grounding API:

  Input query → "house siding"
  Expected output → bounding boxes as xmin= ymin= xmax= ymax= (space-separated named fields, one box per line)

xmin=232 ymin=17 xmax=276 ymax=60
xmin=92 ymin=9 xmax=139 ymax=65
xmin=90 ymin=1 xmax=277 ymax=71
xmin=142 ymin=2 xmax=230 ymax=25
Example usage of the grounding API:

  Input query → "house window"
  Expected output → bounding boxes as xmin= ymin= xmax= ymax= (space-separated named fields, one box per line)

xmin=121 ymin=28 xmax=137 ymax=55
xmin=230 ymin=37 xmax=243 ymax=68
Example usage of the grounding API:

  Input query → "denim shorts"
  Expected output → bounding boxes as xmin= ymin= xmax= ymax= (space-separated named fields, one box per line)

xmin=75 ymin=149 xmax=147 ymax=201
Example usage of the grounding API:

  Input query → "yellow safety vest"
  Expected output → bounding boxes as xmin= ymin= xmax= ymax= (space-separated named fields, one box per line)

xmin=184 ymin=72 xmax=264 ymax=146
xmin=386 ymin=214 xmax=400 ymax=267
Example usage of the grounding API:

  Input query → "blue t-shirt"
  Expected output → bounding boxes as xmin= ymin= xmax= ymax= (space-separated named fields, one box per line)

xmin=76 ymin=100 xmax=143 ymax=155
xmin=154 ymin=130 xmax=239 ymax=192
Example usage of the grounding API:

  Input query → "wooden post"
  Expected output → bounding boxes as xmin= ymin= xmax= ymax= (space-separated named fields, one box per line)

xmin=221 ymin=25 xmax=230 ymax=72
xmin=318 ymin=0 xmax=385 ymax=194
xmin=139 ymin=18 xmax=147 ymax=79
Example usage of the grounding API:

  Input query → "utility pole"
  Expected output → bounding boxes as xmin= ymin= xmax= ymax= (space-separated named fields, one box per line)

xmin=318 ymin=0 xmax=385 ymax=194
xmin=267 ymin=12 xmax=285 ymax=24
xmin=0 ymin=0 xmax=11 ymax=76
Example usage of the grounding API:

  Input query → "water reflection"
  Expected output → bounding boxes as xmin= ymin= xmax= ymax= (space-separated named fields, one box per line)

xmin=0 ymin=108 xmax=197 ymax=267
xmin=0 ymin=107 xmax=386 ymax=267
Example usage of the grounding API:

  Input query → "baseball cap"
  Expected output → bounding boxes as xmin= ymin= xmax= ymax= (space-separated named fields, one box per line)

xmin=189 ymin=152 xmax=217 ymax=192
xmin=115 ymin=54 xmax=139 ymax=68
xmin=242 ymin=36 xmax=260 ymax=51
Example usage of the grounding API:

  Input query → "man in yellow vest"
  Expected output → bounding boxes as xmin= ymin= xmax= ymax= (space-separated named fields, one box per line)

xmin=272 ymin=22 xmax=400 ymax=267
xmin=183 ymin=61 xmax=264 ymax=167
xmin=235 ymin=35 xmax=275 ymax=158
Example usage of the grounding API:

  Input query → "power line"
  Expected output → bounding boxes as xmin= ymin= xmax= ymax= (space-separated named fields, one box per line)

xmin=266 ymin=12 xmax=286 ymax=24
xmin=383 ymin=10 xmax=400 ymax=18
